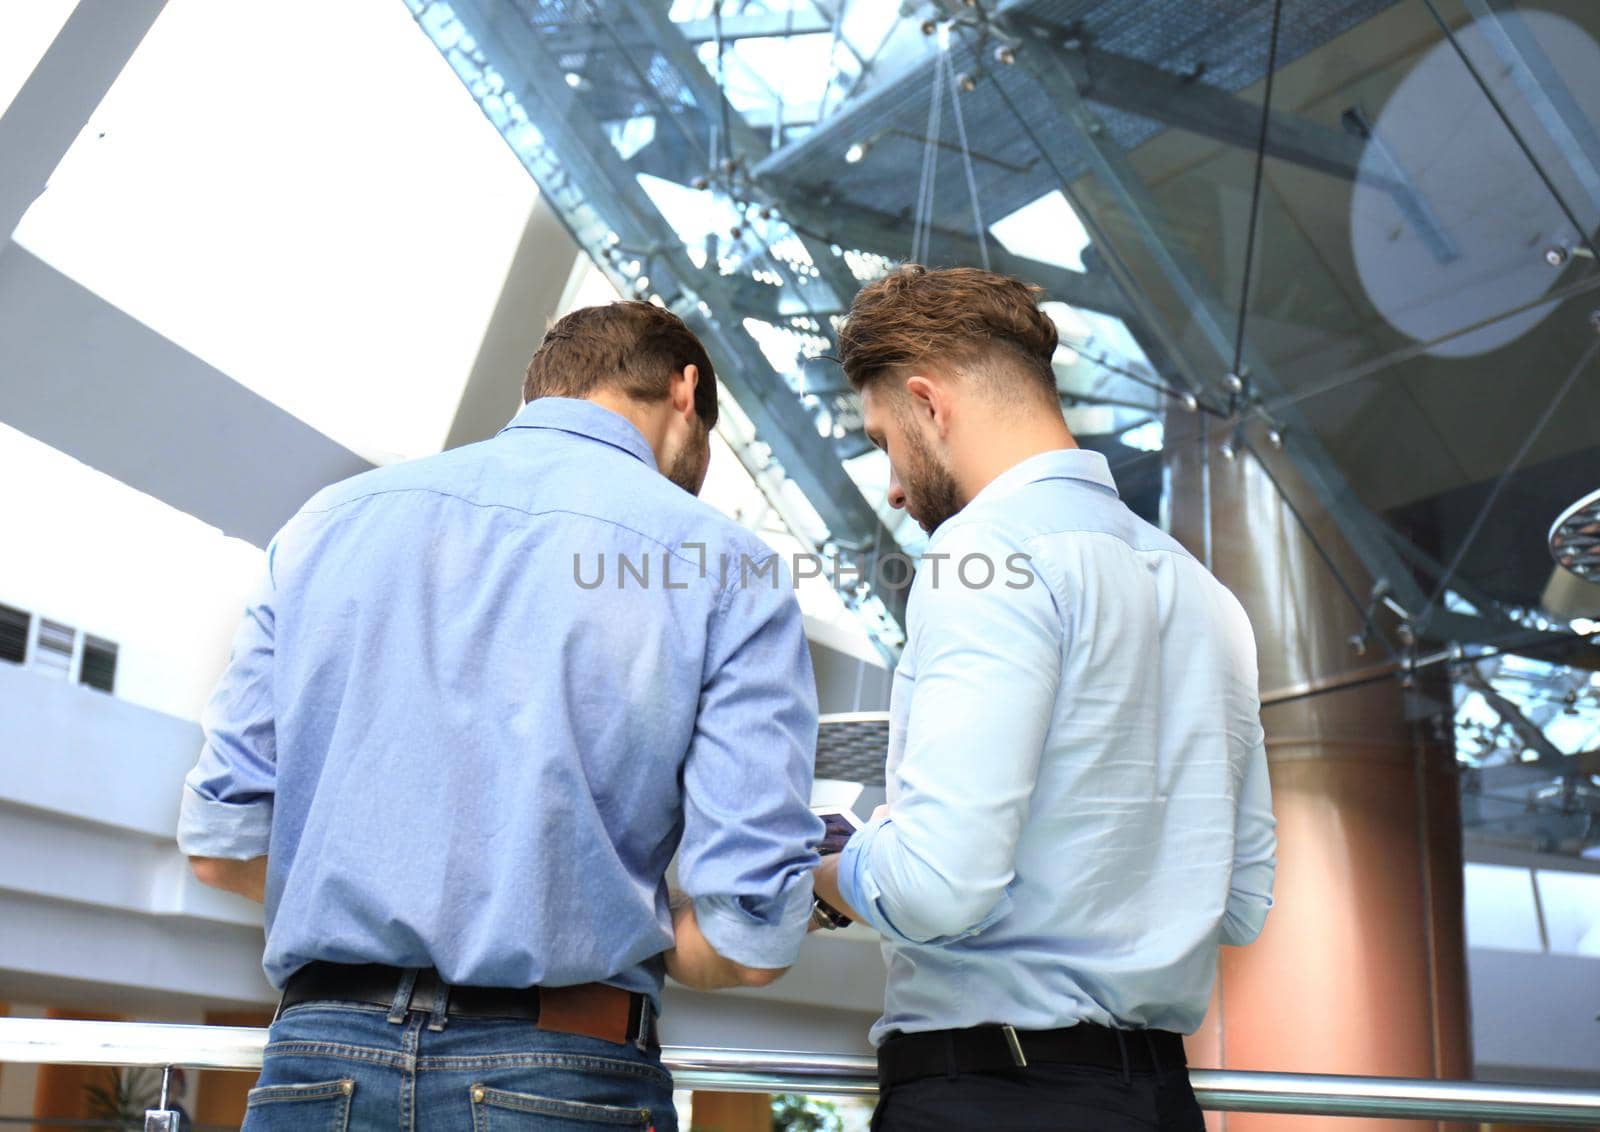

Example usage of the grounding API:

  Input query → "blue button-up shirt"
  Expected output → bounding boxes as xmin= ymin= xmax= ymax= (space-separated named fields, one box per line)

xmin=838 ymin=448 xmax=1275 ymax=1044
xmin=178 ymin=397 xmax=823 ymax=999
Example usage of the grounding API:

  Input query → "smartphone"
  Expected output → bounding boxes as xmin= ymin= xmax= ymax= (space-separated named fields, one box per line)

xmin=813 ymin=805 xmax=864 ymax=856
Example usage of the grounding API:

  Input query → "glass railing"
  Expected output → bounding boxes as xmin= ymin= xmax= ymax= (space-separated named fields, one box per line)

xmin=2 ymin=1018 xmax=1599 ymax=1125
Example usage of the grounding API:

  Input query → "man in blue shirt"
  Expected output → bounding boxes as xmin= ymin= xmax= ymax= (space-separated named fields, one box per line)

xmin=179 ymin=301 xmax=823 ymax=1131
xmin=813 ymin=267 xmax=1276 ymax=1131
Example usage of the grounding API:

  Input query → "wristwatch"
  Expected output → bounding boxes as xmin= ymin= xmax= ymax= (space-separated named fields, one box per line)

xmin=810 ymin=897 xmax=852 ymax=931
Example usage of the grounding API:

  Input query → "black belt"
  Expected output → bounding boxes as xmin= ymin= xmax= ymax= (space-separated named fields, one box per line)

xmin=877 ymin=1023 xmax=1187 ymax=1089
xmin=280 ymin=962 xmax=654 ymax=1049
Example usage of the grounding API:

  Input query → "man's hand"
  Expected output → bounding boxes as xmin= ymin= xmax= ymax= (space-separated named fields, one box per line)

xmin=807 ymin=803 xmax=882 ymax=926
xmin=812 ymin=853 xmax=864 ymax=926
xmin=664 ymin=897 xmax=788 ymax=990
xmin=188 ymin=856 xmax=268 ymax=903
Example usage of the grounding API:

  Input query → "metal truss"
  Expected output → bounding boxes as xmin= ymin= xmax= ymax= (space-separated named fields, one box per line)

xmin=404 ymin=0 xmax=1600 ymax=670
xmin=1461 ymin=0 xmax=1600 ymax=221
xmin=1013 ymin=24 xmax=1430 ymax=599
xmin=990 ymin=11 xmax=1599 ymax=660
xmin=403 ymin=0 xmax=913 ymax=652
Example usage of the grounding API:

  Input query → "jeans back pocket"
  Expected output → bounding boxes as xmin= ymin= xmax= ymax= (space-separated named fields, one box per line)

xmin=469 ymin=1083 xmax=654 ymax=1129
xmin=244 ymin=1077 xmax=355 ymax=1131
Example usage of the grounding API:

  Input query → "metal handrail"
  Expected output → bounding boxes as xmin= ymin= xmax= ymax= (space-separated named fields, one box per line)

xmin=3 ymin=1019 xmax=1599 ymax=1124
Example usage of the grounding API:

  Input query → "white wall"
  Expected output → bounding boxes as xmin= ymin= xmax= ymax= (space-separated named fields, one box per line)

xmin=0 ymin=662 xmax=275 ymax=1012
xmin=0 ymin=420 xmax=264 ymax=724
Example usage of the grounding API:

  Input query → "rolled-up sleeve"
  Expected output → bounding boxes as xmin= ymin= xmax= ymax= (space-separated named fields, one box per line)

xmin=676 ymin=553 xmax=822 ymax=970
xmin=838 ymin=522 xmax=1061 ymax=945
xmin=1223 ymin=729 xmax=1276 ymax=945
xmin=176 ymin=569 xmax=278 ymax=859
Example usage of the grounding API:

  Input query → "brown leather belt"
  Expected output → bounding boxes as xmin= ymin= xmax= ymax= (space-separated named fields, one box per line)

xmin=280 ymin=962 xmax=654 ymax=1049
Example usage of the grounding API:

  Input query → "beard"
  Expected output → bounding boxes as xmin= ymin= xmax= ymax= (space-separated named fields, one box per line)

xmin=667 ymin=418 xmax=711 ymax=495
xmin=899 ymin=421 xmax=963 ymax=534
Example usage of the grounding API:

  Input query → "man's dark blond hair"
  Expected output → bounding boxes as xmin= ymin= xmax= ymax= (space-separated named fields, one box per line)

xmin=836 ymin=265 xmax=1059 ymax=402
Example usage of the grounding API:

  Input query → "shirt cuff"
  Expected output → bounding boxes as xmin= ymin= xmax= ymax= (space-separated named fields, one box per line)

xmin=176 ymin=783 xmax=273 ymax=859
xmin=693 ymin=877 xmax=815 ymax=971
xmin=836 ymin=814 xmax=908 ymax=941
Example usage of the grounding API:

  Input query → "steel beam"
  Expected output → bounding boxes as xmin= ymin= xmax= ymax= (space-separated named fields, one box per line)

xmin=1018 ymin=24 xmax=1362 ymax=183
xmin=614 ymin=1 xmax=772 ymax=162
xmin=602 ymin=4 xmax=914 ymax=642
xmin=536 ymin=9 xmax=835 ymax=57
xmin=610 ymin=0 xmax=897 ymax=347
xmin=677 ymin=10 xmax=834 ymax=44
xmin=773 ymin=195 xmax=1138 ymax=321
xmin=427 ymin=0 xmax=893 ymax=556
xmin=1003 ymin=16 xmax=1456 ymax=263
xmin=1461 ymin=0 xmax=1600 ymax=218
xmin=752 ymin=3 xmax=1008 ymax=185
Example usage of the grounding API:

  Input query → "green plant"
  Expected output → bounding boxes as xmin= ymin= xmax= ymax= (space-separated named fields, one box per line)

xmin=771 ymin=1092 xmax=844 ymax=1132
xmin=83 ymin=1066 xmax=163 ymax=1128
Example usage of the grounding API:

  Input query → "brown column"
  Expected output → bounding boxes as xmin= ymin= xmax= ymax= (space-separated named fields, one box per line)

xmin=1166 ymin=420 xmax=1471 ymax=1132
xmin=33 ymin=1009 xmax=122 ymax=1132
xmin=691 ymin=1090 xmax=772 ymax=1132
xmin=194 ymin=1009 xmax=275 ymax=1128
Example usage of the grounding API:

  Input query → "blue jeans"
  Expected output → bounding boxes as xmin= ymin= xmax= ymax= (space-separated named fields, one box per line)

xmin=243 ymin=1000 xmax=678 ymax=1132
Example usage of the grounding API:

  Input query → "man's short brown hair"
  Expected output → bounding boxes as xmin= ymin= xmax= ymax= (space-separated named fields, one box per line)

xmin=836 ymin=265 xmax=1059 ymax=401
xmin=525 ymin=301 xmax=718 ymax=427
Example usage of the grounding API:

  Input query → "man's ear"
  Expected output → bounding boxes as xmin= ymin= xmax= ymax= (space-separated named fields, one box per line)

xmin=903 ymin=373 xmax=951 ymax=439
xmin=671 ymin=364 xmax=700 ymax=421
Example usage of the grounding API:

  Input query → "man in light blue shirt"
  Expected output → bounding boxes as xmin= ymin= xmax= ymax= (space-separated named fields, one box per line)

xmin=814 ymin=267 xmax=1276 ymax=1131
xmin=178 ymin=301 xmax=822 ymax=1131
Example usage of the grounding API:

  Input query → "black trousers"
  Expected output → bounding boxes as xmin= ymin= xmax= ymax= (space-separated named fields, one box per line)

xmin=872 ymin=1062 xmax=1207 ymax=1131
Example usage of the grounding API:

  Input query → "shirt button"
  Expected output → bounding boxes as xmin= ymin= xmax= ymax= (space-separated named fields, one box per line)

xmin=472 ymin=1087 xmax=486 ymax=1103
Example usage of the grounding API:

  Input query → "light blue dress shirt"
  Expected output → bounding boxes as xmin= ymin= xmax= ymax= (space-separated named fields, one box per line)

xmin=837 ymin=448 xmax=1276 ymax=1044
xmin=178 ymin=397 xmax=823 ymax=1000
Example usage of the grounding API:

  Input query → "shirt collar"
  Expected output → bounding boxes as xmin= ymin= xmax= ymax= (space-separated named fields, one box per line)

xmin=967 ymin=447 xmax=1120 ymax=511
xmin=498 ymin=397 xmax=657 ymax=469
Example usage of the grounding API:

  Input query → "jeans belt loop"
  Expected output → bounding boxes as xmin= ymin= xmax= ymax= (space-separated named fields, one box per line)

xmin=633 ymin=997 xmax=652 ymax=1053
xmin=387 ymin=968 xmax=420 ymax=1025
xmin=1143 ymin=1030 xmax=1161 ymax=1075
xmin=426 ymin=974 xmax=451 ymax=1032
